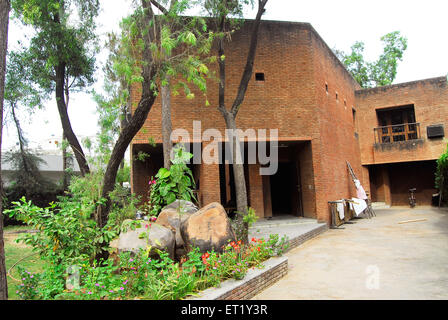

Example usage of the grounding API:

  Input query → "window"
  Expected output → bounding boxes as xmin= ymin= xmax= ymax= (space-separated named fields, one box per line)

xmin=375 ymin=105 xmax=419 ymax=143
xmin=255 ymin=73 xmax=265 ymax=81
xmin=325 ymin=83 xmax=328 ymax=93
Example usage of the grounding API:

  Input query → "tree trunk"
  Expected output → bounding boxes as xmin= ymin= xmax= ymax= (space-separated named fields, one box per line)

xmin=55 ymin=64 xmax=90 ymax=177
xmin=161 ymin=78 xmax=172 ymax=169
xmin=215 ymin=0 xmax=268 ymax=243
xmin=0 ymin=0 xmax=10 ymax=301
xmin=224 ymin=112 xmax=249 ymax=242
xmin=62 ymin=132 xmax=68 ymax=189
xmin=96 ymin=0 xmax=159 ymax=232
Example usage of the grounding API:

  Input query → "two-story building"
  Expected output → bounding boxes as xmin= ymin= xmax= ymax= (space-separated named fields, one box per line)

xmin=129 ymin=19 xmax=448 ymax=224
xmin=356 ymin=77 xmax=448 ymax=206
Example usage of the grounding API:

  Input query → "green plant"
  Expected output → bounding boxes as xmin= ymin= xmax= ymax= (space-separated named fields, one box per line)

xmin=243 ymin=207 xmax=258 ymax=227
xmin=147 ymin=146 xmax=196 ymax=216
xmin=15 ymin=267 xmax=40 ymax=300
xmin=436 ymin=144 xmax=448 ymax=205
xmin=4 ymin=196 xmax=120 ymax=266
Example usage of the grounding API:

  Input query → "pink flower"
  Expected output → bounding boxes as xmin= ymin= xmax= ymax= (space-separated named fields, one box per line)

xmin=87 ymin=291 xmax=92 ymax=295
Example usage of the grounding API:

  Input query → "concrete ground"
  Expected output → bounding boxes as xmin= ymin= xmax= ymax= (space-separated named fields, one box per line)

xmin=252 ymin=207 xmax=448 ymax=300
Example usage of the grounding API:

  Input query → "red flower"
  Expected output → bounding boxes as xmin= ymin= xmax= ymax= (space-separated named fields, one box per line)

xmin=202 ymin=252 xmax=210 ymax=259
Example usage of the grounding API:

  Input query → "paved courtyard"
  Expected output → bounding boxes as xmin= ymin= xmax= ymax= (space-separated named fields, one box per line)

xmin=252 ymin=207 xmax=448 ymax=300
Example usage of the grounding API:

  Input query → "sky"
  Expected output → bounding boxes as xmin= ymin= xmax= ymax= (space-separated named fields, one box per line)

xmin=3 ymin=0 xmax=448 ymax=153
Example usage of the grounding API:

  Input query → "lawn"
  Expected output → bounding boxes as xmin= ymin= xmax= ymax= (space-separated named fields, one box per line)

xmin=4 ymin=226 xmax=47 ymax=300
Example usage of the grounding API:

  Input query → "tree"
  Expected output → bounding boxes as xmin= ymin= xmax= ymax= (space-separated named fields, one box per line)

xmin=0 ymin=0 xmax=10 ymax=301
xmin=149 ymin=0 xmax=213 ymax=170
xmin=203 ymin=0 xmax=268 ymax=242
xmin=3 ymin=51 xmax=52 ymax=198
xmin=335 ymin=31 xmax=407 ymax=88
xmin=96 ymin=0 xmax=211 ymax=231
xmin=10 ymin=0 xmax=101 ymax=177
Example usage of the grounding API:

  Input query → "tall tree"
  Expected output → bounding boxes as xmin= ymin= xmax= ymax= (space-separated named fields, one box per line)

xmin=3 ymin=51 xmax=51 ymax=198
xmin=10 ymin=0 xmax=101 ymax=176
xmin=96 ymin=0 xmax=212 ymax=230
xmin=0 ymin=0 xmax=10 ymax=301
xmin=150 ymin=0 xmax=212 ymax=169
xmin=335 ymin=31 xmax=408 ymax=88
xmin=203 ymin=0 xmax=268 ymax=242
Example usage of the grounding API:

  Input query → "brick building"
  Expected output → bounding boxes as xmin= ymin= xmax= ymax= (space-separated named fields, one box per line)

xmin=130 ymin=20 xmax=448 ymax=224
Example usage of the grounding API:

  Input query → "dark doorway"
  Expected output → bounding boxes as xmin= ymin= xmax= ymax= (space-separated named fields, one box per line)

xmin=270 ymin=161 xmax=303 ymax=216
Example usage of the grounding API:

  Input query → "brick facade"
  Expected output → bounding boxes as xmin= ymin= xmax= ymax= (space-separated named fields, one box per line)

xmin=355 ymin=77 xmax=448 ymax=205
xmin=130 ymin=19 xmax=448 ymax=221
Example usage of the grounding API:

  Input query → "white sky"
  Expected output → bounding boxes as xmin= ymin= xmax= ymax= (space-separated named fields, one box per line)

xmin=3 ymin=0 xmax=448 ymax=152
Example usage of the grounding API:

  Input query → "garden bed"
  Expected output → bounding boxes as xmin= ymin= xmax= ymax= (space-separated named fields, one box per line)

xmin=187 ymin=256 xmax=288 ymax=300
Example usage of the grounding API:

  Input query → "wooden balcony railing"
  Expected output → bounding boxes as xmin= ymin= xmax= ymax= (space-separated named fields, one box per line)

xmin=374 ymin=123 xmax=421 ymax=144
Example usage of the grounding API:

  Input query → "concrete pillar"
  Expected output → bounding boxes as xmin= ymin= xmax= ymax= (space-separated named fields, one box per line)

xmin=381 ymin=166 xmax=392 ymax=205
xmin=199 ymin=142 xmax=221 ymax=206
xmin=262 ymin=175 xmax=273 ymax=218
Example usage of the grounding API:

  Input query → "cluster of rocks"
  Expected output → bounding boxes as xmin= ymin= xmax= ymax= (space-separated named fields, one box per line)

xmin=110 ymin=200 xmax=237 ymax=260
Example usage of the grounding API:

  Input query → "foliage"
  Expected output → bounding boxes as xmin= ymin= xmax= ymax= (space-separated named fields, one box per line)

xmin=13 ymin=233 xmax=288 ymax=300
xmin=3 ymin=150 xmax=59 ymax=199
xmin=436 ymin=144 xmax=448 ymax=204
xmin=10 ymin=0 xmax=99 ymax=94
xmin=335 ymin=31 xmax=408 ymax=88
xmin=15 ymin=267 xmax=40 ymax=300
xmin=146 ymin=146 xmax=196 ymax=216
xmin=242 ymin=207 xmax=258 ymax=227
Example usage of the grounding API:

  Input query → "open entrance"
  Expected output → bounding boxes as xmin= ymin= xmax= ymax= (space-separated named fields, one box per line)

xmin=270 ymin=161 xmax=303 ymax=217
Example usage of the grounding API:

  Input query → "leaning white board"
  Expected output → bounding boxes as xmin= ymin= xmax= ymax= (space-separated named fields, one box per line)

xmin=351 ymin=198 xmax=367 ymax=216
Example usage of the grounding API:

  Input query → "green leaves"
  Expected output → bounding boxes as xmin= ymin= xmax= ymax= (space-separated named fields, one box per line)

xmin=336 ymin=31 xmax=408 ymax=88
xmin=147 ymin=146 xmax=196 ymax=216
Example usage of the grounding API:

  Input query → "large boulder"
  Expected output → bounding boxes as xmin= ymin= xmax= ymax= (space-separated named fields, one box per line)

xmin=180 ymin=202 xmax=236 ymax=253
xmin=110 ymin=221 xmax=175 ymax=259
xmin=155 ymin=207 xmax=195 ymax=249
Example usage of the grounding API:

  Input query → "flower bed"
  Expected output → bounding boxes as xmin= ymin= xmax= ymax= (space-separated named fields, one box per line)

xmin=14 ymin=235 xmax=289 ymax=300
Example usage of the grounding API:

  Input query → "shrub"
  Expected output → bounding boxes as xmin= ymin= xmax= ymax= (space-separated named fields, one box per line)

xmin=146 ymin=146 xmax=196 ymax=217
xmin=14 ymin=234 xmax=288 ymax=300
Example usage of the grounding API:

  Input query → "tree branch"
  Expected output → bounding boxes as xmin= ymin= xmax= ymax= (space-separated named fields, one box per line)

xmin=150 ymin=0 xmax=168 ymax=14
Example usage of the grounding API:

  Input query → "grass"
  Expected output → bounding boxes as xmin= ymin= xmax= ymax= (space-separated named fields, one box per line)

xmin=4 ymin=227 xmax=47 ymax=300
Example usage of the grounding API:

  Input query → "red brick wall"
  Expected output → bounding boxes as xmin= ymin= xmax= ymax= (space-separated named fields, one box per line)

xmin=309 ymin=27 xmax=363 ymax=222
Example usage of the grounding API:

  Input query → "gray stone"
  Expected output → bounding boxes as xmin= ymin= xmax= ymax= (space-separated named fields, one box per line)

xmin=111 ymin=221 xmax=175 ymax=259
xmin=162 ymin=200 xmax=198 ymax=214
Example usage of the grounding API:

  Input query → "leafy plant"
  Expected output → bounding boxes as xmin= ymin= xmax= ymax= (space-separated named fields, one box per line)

xmin=436 ymin=144 xmax=448 ymax=205
xmin=147 ymin=146 xmax=196 ymax=216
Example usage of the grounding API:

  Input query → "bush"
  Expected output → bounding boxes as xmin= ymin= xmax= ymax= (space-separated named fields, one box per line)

xmin=146 ymin=146 xmax=196 ymax=217
xmin=436 ymin=145 xmax=448 ymax=205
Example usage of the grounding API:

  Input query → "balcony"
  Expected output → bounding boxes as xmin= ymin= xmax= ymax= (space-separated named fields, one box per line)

xmin=374 ymin=123 xmax=421 ymax=144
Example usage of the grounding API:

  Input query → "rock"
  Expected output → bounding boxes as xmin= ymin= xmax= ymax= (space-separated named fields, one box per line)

xmin=155 ymin=207 xmax=195 ymax=249
xmin=111 ymin=221 xmax=175 ymax=259
xmin=180 ymin=202 xmax=236 ymax=253
xmin=163 ymin=200 xmax=198 ymax=214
